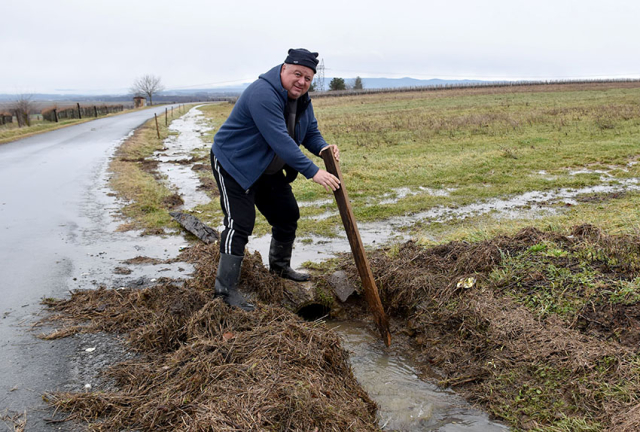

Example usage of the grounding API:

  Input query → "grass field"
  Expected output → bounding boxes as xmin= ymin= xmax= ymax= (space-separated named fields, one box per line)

xmin=192 ymin=82 xmax=640 ymax=241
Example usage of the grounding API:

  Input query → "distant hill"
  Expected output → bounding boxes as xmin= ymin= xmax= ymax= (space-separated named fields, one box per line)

xmin=356 ymin=77 xmax=488 ymax=90
xmin=0 ymin=77 xmax=491 ymax=105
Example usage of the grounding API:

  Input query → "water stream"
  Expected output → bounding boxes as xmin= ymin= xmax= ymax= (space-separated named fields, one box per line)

xmin=328 ymin=321 xmax=508 ymax=431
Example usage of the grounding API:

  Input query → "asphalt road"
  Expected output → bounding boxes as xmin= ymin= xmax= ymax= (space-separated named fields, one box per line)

xmin=0 ymin=106 xmax=186 ymax=430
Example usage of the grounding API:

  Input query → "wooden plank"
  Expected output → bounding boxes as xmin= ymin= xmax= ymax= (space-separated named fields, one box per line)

xmin=321 ymin=148 xmax=391 ymax=346
xmin=169 ymin=211 xmax=219 ymax=244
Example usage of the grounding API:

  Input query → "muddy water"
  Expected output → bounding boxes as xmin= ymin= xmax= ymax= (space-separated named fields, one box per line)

xmin=328 ymin=321 xmax=507 ymax=431
xmin=154 ymin=105 xmax=213 ymax=209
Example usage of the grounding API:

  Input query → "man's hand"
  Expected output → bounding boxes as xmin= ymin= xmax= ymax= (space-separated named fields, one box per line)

xmin=313 ymin=169 xmax=340 ymax=192
xmin=321 ymin=144 xmax=340 ymax=162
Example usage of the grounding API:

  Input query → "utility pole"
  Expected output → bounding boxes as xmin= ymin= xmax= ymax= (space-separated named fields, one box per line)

xmin=316 ymin=58 xmax=325 ymax=92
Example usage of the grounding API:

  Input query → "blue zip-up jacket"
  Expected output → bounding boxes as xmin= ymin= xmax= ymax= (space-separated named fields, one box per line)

xmin=211 ymin=64 xmax=328 ymax=190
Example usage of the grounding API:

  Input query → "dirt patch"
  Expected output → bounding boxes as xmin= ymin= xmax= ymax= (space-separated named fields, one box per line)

xmin=112 ymin=266 xmax=132 ymax=275
xmin=170 ymin=156 xmax=207 ymax=165
xmin=196 ymin=176 xmax=219 ymax=194
xmin=141 ymin=227 xmax=166 ymax=236
xmin=191 ymin=163 xmax=211 ymax=172
xmin=162 ymin=193 xmax=184 ymax=209
xmin=41 ymin=246 xmax=378 ymax=431
xmin=330 ymin=225 xmax=640 ymax=430
xmin=122 ymin=256 xmax=165 ymax=265
xmin=120 ymin=157 xmax=159 ymax=174
xmin=576 ymin=191 xmax=626 ymax=203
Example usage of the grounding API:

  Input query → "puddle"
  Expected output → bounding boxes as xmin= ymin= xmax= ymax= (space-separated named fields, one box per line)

xmin=328 ymin=321 xmax=507 ymax=431
xmin=373 ymin=187 xmax=453 ymax=206
xmin=154 ymin=106 xmax=213 ymax=210
xmin=310 ymin=210 xmax=339 ymax=221
xmin=247 ymin=178 xmax=640 ymax=269
xmin=569 ymin=168 xmax=614 ymax=177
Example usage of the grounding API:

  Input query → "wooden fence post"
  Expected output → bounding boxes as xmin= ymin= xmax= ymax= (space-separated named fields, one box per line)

xmin=321 ymin=148 xmax=392 ymax=347
xmin=94 ymin=106 xmax=98 ymax=118
xmin=154 ymin=113 xmax=160 ymax=139
xmin=77 ymin=103 xmax=82 ymax=119
xmin=165 ymin=108 xmax=168 ymax=126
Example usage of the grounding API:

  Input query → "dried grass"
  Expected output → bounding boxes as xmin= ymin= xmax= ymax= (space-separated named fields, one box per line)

xmin=42 ymin=244 xmax=378 ymax=431
xmin=331 ymin=225 xmax=640 ymax=430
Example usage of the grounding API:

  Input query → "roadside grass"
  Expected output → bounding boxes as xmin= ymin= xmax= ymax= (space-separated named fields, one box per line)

xmin=0 ymin=118 xmax=92 ymax=144
xmin=108 ymin=106 xmax=196 ymax=233
xmin=482 ymin=226 xmax=640 ymax=430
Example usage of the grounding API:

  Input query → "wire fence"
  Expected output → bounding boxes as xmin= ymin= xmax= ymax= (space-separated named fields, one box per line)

xmin=310 ymin=78 xmax=640 ymax=99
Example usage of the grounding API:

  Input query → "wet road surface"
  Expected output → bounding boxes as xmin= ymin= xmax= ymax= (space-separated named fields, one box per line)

xmin=0 ymin=107 xmax=187 ymax=430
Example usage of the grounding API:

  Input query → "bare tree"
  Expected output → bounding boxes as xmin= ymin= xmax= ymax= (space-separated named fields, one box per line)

xmin=12 ymin=94 xmax=33 ymax=127
xmin=131 ymin=74 xmax=164 ymax=106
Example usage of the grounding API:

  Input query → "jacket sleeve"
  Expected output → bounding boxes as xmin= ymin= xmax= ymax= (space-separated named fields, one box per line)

xmin=301 ymin=103 xmax=328 ymax=156
xmin=248 ymin=86 xmax=320 ymax=179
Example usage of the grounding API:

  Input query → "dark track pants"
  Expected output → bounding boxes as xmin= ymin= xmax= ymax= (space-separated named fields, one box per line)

xmin=211 ymin=154 xmax=299 ymax=257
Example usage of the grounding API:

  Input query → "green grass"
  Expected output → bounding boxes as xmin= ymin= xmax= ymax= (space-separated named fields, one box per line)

xmin=487 ymin=231 xmax=640 ymax=322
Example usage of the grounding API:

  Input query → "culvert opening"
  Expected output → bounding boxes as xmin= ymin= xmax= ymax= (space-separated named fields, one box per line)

xmin=296 ymin=303 xmax=331 ymax=321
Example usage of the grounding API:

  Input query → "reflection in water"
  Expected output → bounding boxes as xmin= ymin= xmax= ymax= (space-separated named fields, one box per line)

xmin=328 ymin=321 xmax=508 ymax=431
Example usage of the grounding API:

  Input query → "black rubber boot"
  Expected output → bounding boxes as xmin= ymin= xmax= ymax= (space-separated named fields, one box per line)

xmin=269 ymin=238 xmax=310 ymax=282
xmin=214 ymin=253 xmax=255 ymax=311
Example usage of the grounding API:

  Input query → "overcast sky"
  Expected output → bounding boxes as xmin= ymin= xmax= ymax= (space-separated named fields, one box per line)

xmin=3 ymin=0 xmax=639 ymax=94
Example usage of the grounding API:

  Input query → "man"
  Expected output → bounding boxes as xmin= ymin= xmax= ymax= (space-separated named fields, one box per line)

xmin=211 ymin=48 xmax=341 ymax=311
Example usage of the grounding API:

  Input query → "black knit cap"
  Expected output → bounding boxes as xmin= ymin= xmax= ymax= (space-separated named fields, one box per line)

xmin=284 ymin=48 xmax=319 ymax=73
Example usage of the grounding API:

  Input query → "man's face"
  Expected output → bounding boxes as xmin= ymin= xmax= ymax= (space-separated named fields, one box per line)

xmin=280 ymin=64 xmax=314 ymax=99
